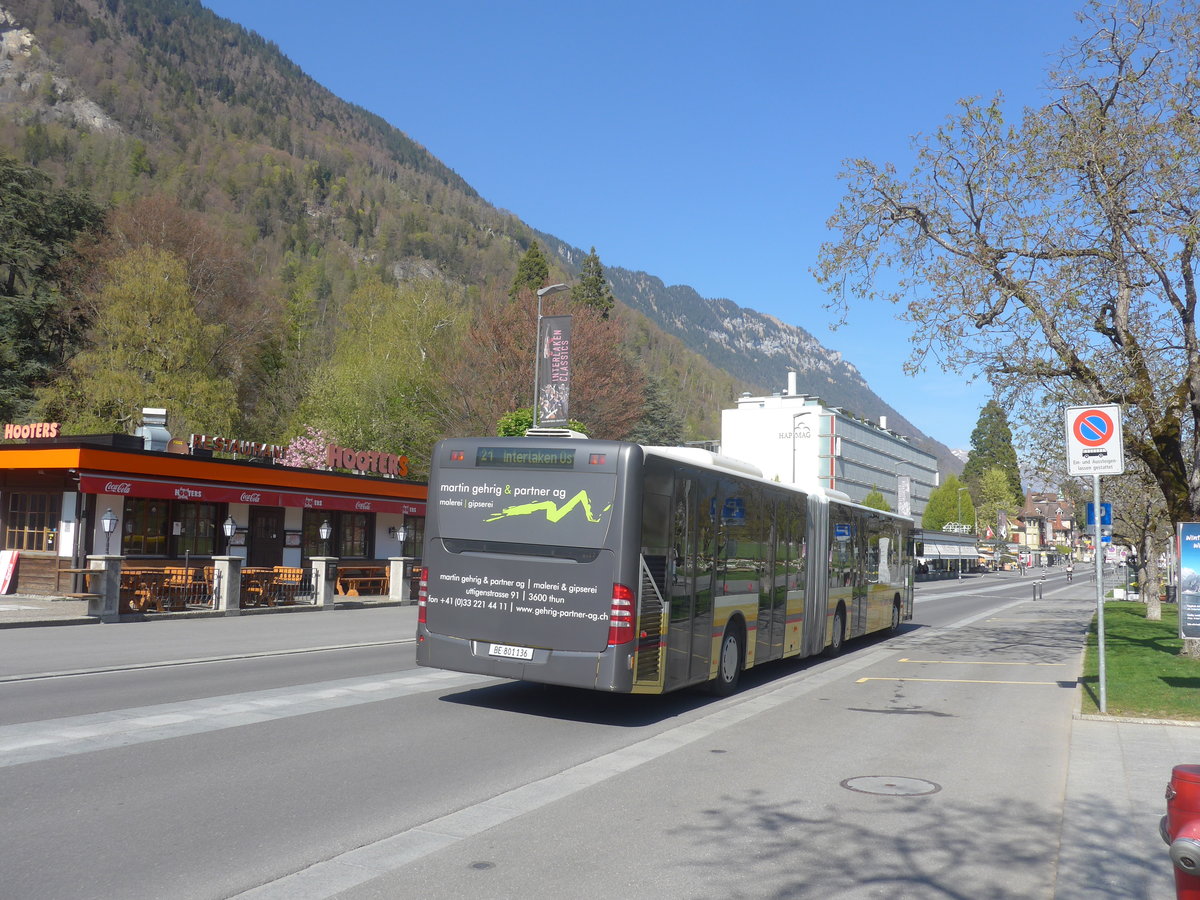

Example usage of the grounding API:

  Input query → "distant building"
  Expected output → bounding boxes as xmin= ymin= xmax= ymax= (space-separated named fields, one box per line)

xmin=1016 ymin=492 xmax=1076 ymax=565
xmin=719 ymin=372 xmax=939 ymax=519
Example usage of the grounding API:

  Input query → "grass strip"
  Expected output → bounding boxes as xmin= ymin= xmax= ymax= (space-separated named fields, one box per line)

xmin=1079 ymin=602 xmax=1199 ymax=720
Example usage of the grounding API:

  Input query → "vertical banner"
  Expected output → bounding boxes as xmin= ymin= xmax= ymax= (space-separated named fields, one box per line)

xmin=1178 ymin=523 xmax=1200 ymax=640
xmin=895 ymin=475 xmax=911 ymax=518
xmin=537 ymin=315 xmax=572 ymax=426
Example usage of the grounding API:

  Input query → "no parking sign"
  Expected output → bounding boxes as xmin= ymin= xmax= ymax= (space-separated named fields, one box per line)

xmin=1065 ymin=404 xmax=1125 ymax=476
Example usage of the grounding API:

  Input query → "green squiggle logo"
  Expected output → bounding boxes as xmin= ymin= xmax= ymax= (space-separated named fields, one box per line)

xmin=484 ymin=490 xmax=611 ymax=524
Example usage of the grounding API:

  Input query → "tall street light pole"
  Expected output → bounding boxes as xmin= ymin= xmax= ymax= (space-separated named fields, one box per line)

xmin=957 ymin=487 xmax=969 ymax=579
xmin=532 ymin=283 xmax=569 ymax=428
xmin=790 ymin=410 xmax=812 ymax=483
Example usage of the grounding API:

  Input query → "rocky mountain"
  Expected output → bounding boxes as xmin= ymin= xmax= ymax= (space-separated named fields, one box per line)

xmin=545 ymin=235 xmax=959 ymax=471
xmin=0 ymin=0 xmax=959 ymax=473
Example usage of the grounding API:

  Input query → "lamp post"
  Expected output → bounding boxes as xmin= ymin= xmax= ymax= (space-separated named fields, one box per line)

xmin=956 ymin=487 xmax=970 ymax=579
xmin=532 ymin=283 xmax=569 ymax=428
xmin=319 ymin=519 xmax=332 ymax=557
xmin=101 ymin=508 xmax=118 ymax=555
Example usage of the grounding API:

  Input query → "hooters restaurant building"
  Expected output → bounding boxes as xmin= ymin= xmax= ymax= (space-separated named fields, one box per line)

xmin=0 ymin=420 xmax=426 ymax=596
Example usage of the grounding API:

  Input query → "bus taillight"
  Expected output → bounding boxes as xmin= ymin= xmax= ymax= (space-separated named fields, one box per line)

xmin=607 ymin=583 xmax=635 ymax=646
xmin=417 ymin=567 xmax=429 ymax=624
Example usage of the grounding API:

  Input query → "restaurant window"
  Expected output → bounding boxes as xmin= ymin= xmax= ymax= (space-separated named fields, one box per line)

xmin=175 ymin=502 xmax=218 ymax=556
xmin=299 ymin=510 xmax=373 ymax=559
xmin=400 ymin=517 xmax=424 ymax=561
xmin=340 ymin=512 xmax=370 ymax=558
xmin=4 ymin=491 xmax=62 ymax=552
xmin=122 ymin=498 xmax=169 ymax=556
xmin=301 ymin=510 xmax=330 ymax=559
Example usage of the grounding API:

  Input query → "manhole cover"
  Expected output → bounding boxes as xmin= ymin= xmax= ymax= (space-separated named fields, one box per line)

xmin=841 ymin=776 xmax=941 ymax=796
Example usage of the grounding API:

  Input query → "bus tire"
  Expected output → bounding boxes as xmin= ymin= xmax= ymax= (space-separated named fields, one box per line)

xmin=890 ymin=598 xmax=902 ymax=632
xmin=711 ymin=624 xmax=743 ymax=696
xmin=824 ymin=605 xmax=846 ymax=657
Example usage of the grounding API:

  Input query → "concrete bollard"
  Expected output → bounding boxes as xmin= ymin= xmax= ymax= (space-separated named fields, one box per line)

xmin=309 ymin=557 xmax=338 ymax=609
xmin=388 ymin=556 xmax=413 ymax=604
xmin=85 ymin=555 xmax=123 ymax=623
xmin=212 ymin=556 xmax=243 ymax=616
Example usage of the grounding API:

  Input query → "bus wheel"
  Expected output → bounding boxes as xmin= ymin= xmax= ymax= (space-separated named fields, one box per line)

xmin=890 ymin=600 xmax=901 ymax=632
xmin=824 ymin=606 xmax=846 ymax=657
xmin=711 ymin=626 xmax=743 ymax=696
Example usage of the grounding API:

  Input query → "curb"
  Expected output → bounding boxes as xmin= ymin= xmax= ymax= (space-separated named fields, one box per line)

xmin=0 ymin=599 xmax=411 ymax=630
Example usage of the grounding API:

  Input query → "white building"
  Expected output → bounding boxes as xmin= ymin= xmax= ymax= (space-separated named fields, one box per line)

xmin=719 ymin=372 xmax=939 ymax=519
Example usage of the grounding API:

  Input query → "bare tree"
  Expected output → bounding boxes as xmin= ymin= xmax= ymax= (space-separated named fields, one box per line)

xmin=815 ymin=1 xmax=1200 ymax=532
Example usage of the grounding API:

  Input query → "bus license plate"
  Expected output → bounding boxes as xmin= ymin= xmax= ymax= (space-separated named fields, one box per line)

xmin=489 ymin=643 xmax=534 ymax=660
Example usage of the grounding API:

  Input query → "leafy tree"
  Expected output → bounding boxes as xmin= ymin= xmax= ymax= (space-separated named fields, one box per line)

xmin=815 ymin=1 xmax=1200 ymax=526
xmin=862 ymin=487 xmax=892 ymax=512
xmin=1102 ymin=460 xmax=1174 ymax=627
xmin=496 ymin=407 xmax=587 ymax=437
xmin=36 ymin=246 xmax=237 ymax=435
xmin=444 ymin=289 xmax=645 ymax=441
xmin=962 ymin=402 xmax=1022 ymax=503
xmin=508 ymin=241 xmax=550 ymax=301
xmin=102 ymin=195 xmax=280 ymax=430
xmin=297 ymin=276 xmax=465 ymax=478
xmin=571 ymin=246 xmax=615 ymax=319
xmin=0 ymin=154 xmax=106 ymax=421
xmin=975 ymin=467 xmax=1022 ymax=546
xmin=922 ymin=475 xmax=974 ymax=532
xmin=626 ymin=375 xmax=685 ymax=446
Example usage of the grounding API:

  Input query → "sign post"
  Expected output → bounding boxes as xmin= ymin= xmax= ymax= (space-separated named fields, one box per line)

xmin=1065 ymin=404 xmax=1125 ymax=714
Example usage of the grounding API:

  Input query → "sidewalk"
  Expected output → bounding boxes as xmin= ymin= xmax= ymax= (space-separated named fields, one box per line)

xmin=0 ymin=594 xmax=93 ymax=627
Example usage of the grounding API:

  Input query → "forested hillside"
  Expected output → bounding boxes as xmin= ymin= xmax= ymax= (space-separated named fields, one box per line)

xmin=0 ymin=0 xmax=952 ymax=476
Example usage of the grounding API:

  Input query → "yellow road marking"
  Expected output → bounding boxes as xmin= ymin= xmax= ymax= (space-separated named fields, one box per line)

xmin=858 ymin=677 xmax=1065 ymax=686
xmin=897 ymin=658 xmax=1067 ymax=667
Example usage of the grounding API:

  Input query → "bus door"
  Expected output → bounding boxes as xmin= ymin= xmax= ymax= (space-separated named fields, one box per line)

xmin=664 ymin=474 xmax=717 ymax=690
xmin=802 ymin=495 xmax=830 ymax=657
xmin=753 ymin=492 xmax=785 ymax=664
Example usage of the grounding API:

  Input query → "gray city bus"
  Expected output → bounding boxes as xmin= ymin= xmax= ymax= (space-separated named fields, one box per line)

xmin=416 ymin=436 xmax=913 ymax=694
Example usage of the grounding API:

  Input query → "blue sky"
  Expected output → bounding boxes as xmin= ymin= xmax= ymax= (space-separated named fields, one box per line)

xmin=202 ymin=0 xmax=1083 ymax=450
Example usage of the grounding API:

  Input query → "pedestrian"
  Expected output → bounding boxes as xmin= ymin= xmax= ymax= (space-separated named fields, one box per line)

xmin=1066 ymin=561 xmax=1074 ymax=582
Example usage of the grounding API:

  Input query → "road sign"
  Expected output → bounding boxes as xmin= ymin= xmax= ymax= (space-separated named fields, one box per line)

xmin=1065 ymin=404 xmax=1125 ymax=475
xmin=1086 ymin=502 xmax=1113 ymax=526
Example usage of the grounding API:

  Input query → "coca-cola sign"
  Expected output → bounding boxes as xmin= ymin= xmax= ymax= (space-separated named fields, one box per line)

xmin=78 ymin=475 xmax=424 ymax=516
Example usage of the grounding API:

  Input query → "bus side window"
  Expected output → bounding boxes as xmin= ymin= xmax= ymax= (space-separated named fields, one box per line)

xmin=641 ymin=460 xmax=674 ymax=596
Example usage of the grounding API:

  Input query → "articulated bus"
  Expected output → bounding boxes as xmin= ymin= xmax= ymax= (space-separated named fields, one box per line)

xmin=416 ymin=436 xmax=913 ymax=694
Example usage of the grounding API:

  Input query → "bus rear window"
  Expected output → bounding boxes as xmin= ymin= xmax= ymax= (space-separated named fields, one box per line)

xmin=432 ymin=468 xmax=618 ymax=549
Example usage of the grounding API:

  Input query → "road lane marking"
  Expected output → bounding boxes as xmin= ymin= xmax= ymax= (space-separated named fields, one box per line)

xmin=897 ymin=658 xmax=1068 ymax=667
xmin=0 ymin=639 xmax=412 ymax=683
xmin=857 ymin=676 xmax=1066 ymax=686
xmin=0 ymin=669 xmax=492 ymax=767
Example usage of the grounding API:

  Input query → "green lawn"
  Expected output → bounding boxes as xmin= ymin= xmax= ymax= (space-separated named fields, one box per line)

xmin=1079 ymin=602 xmax=1200 ymax=720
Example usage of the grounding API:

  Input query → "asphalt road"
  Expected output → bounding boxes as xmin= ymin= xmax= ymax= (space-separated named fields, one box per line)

xmin=0 ymin=572 xmax=1135 ymax=898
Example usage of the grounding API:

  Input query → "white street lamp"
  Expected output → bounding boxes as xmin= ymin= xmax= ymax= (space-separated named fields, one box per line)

xmin=319 ymin=519 xmax=332 ymax=556
xmin=101 ymin=508 xmax=118 ymax=555
xmin=532 ymin=283 xmax=569 ymax=428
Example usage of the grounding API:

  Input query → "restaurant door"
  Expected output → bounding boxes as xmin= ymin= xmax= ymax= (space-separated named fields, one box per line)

xmin=248 ymin=506 xmax=284 ymax=567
